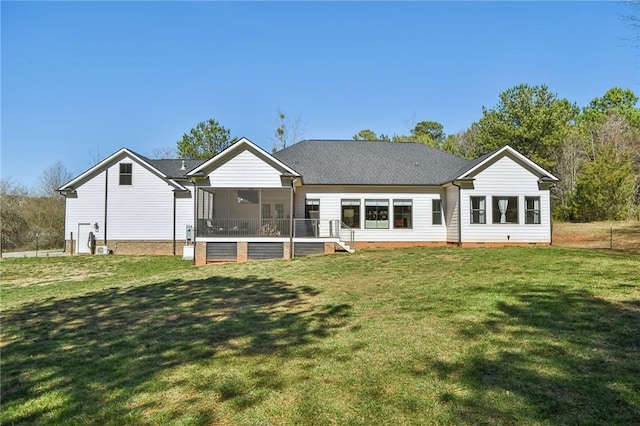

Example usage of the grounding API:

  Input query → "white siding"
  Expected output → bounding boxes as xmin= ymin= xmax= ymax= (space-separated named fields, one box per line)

xmin=64 ymin=171 xmax=107 ymax=244
xmin=64 ymin=155 xmax=188 ymax=244
xmin=106 ymin=158 xmax=176 ymax=240
xmin=445 ymin=185 xmax=459 ymax=243
xmin=460 ymin=155 xmax=552 ymax=243
xmin=296 ymin=186 xmax=447 ymax=242
xmin=208 ymin=150 xmax=286 ymax=188
xmin=175 ymin=187 xmax=195 ymax=241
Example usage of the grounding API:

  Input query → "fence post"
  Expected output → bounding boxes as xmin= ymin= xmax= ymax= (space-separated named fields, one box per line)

xmin=610 ymin=224 xmax=613 ymax=250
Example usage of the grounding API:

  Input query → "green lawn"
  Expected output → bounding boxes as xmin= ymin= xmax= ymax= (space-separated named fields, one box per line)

xmin=1 ymin=247 xmax=639 ymax=425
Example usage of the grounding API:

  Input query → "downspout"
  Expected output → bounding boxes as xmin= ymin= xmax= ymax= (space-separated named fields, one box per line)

xmin=549 ymin=182 xmax=557 ymax=246
xmin=451 ymin=181 xmax=462 ymax=247
xmin=172 ymin=192 xmax=176 ymax=255
xmin=289 ymin=178 xmax=296 ymax=259
xmin=193 ymin=181 xmax=197 ymax=266
xmin=104 ymin=168 xmax=108 ymax=246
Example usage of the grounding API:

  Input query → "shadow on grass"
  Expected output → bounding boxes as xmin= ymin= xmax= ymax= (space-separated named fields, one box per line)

xmin=1 ymin=275 xmax=351 ymax=424
xmin=428 ymin=287 xmax=640 ymax=425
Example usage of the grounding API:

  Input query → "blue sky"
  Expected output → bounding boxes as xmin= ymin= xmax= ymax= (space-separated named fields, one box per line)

xmin=2 ymin=1 xmax=638 ymax=190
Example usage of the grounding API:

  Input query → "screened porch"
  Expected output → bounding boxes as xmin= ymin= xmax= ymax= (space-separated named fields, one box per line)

xmin=196 ymin=188 xmax=292 ymax=238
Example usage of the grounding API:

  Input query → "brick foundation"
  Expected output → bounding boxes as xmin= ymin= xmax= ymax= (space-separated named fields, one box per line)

xmin=63 ymin=239 xmax=188 ymax=256
xmin=460 ymin=242 xmax=548 ymax=248
xmin=282 ymin=242 xmax=291 ymax=259
xmin=352 ymin=241 xmax=449 ymax=249
xmin=324 ymin=242 xmax=336 ymax=254
xmin=194 ymin=242 xmax=207 ymax=266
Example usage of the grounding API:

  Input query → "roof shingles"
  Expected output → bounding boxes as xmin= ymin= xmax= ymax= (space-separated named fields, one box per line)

xmin=273 ymin=140 xmax=471 ymax=185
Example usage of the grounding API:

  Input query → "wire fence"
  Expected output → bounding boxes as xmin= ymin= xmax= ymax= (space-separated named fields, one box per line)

xmin=553 ymin=222 xmax=640 ymax=254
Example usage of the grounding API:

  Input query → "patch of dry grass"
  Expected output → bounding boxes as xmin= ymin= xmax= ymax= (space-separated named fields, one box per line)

xmin=554 ymin=221 xmax=640 ymax=253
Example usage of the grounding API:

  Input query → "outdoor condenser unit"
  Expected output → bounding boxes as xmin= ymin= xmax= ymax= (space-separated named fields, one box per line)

xmin=96 ymin=245 xmax=109 ymax=255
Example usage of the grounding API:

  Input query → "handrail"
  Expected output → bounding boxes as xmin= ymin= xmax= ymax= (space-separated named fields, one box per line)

xmin=329 ymin=220 xmax=355 ymax=248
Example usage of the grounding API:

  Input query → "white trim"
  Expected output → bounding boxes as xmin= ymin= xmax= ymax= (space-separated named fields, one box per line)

xmin=456 ymin=145 xmax=559 ymax=182
xmin=58 ymin=148 xmax=187 ymax=191
xmin=187 ymin=137 xmax=300 ymax=178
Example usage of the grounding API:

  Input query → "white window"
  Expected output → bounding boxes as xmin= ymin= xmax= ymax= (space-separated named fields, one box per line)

xmin=393 ymin=200 xmax=412 ymax=229
xmin=492 ymin=196 xmax=518 ymax=224
xmin=119 ymin=163 xmax=132 ymax=185
xmin=470 ymin=196 xmax=486 ymax=224
xmin=305 ymin=199 xmax=320 ymax=219
xmin=341 ymin=199 xmax=361 ymax=228
xmin=365 ymin=199 xmax=389 ymax=229
xmin=432 ymin=199 xmax=443 ymax=225
xmin=525 ymin=197 xmax=541 ymax=224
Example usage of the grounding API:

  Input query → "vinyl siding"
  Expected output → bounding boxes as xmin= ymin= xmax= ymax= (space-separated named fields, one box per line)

xmin=208 ymin=150 xmax=287 ymax=188
xmin=460 ymin=155 xmax=552 ymax=243
xmin=64 ymin=170 xmax=107 ymax=243
xmin=175 ymin=187 xmax=194 ymax=241
xmin=295 ymin=186 xmax=447 ymax=242
xmin=445 ymin=185 xmax=459 ymax=243
xmin=106 ymin=158 xmax=176 ymax=240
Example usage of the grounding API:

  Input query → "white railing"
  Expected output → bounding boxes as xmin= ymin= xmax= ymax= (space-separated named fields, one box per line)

xmin=330 ymin=220 xmax=355 ymax=248
xmin=198 ymin=218 xmax=354 ymax=247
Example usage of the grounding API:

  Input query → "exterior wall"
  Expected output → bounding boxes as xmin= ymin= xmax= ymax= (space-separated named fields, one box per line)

xmin=460 ymin=155 xmax=552 ymax=243
xmin=352 ymin=241 xmax=448 ymax=249
xmin=63 ymin=154 xmax=195 ymax=254
xmin=207 ymin=150 xmax=288 ymax=188
xmin=295 ymin=185 xmax=447 ymax=243
xmin=106 ymin=240 xmax=186 ymax=255
xmin=64 ymin=170 xmax=107 ymax=249
xmin=63 ymin=240 xmax=188 ymax=256
xmin=105 ymin=158 xmax=175 ymax=240
xmin=175 ymin=187 xmax=195 ymax=242
xmin=445 ymin=185 xmax=460 ymax=244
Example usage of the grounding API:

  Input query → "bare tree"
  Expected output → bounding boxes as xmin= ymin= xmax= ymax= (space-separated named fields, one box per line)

xmin=38 ymin=160 xmax=73 ymax=197
xmin=624 ymin=0 xmax=640 ymax=47
xmin=148 ymin=146 xmax=177 ymax=159
xmin=0 ymin=178 xmax=30 ymax=252
xmin=272 ymin=109 xmax=305 ymax=152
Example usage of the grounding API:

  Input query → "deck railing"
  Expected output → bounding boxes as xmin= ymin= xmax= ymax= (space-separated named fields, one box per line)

xmin=197 ymin=218 xmax=289 ymax=238
xmin=197 ymin=218 xmax=354 ymax=246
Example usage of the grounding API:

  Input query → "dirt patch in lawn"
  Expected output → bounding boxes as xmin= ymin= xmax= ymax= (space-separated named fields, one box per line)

xmin=553 ymin=221 xmax=640 ymax=253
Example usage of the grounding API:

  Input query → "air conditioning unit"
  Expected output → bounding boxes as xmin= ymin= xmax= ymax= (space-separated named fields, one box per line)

xmin=96 ymin=245 xmax=109 ymax=255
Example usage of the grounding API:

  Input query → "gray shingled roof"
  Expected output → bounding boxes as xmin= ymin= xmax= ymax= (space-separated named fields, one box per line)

xmin=273 ymin=140 xmax=473 ymax=185
xmin=145 ymin=158 xmax=206 ymax=178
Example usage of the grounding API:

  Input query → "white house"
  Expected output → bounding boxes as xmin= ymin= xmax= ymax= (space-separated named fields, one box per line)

xmin=58 ymin=138 xmax=558 ymax=265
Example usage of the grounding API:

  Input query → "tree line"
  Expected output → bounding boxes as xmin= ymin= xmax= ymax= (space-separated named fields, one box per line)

xmin=1 ymin=161 xmax=72 ymax=252
xmin=352 ymin=85 xmax=640 ymax=222
xmin=2 ymin=84 xmax=637 ymax=252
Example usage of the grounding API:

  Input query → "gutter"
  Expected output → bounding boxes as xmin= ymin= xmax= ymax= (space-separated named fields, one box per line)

xmin=104 ymin=169 xmax=108 ymax=246
xmin=451 ymin=181 xmax=462 ymax=247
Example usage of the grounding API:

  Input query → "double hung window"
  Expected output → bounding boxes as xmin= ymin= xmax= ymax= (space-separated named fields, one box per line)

xmin=432 ymin=199 xmax=443 ymax=225
xmin=525 ymin=197 xmax=541 ymax=224
xmin=119 ymin=163 xmax=132 ymax=185
xmin=470 ymin=196 xmax=486 ymax=224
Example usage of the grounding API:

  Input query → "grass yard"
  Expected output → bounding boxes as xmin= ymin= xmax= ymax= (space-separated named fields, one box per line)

xmin=554 ymin=221 xmax=640 ymax=253
xmin=1 ymin=247 xmax=639 ymax=425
